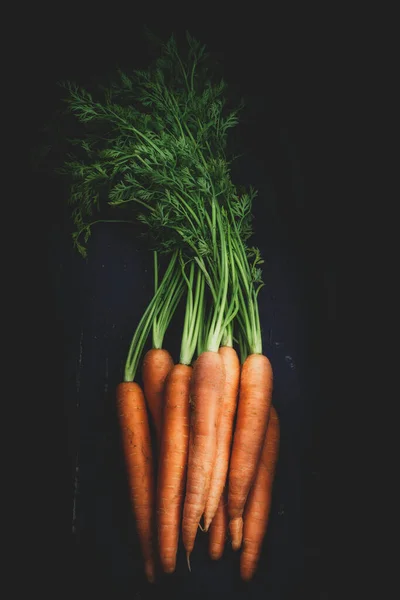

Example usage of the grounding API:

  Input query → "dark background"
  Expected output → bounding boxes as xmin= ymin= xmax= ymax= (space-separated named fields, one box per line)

xmin=27 ymin=7 xmax=338 ymax=599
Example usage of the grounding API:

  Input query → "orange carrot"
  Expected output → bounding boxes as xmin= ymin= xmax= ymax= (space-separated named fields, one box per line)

xmin=182 ymin=351 xmax=225 ymax=566
xmin=157 ymin=363 xmax=192 ymax=573
xmin=208 ymin=489 xmax=228 ymax=560
xmin=116 ymin=382 xmax=156 ymax=583
xmin=240 ymin=405 xmax=280 ymax=581
xmin=228 ymin=353 xmax=273 ymax=550
xmin=204 ymin=346 xmax=240 ymax=531
xmin=142 ymin=348 xmax=174 ymax=448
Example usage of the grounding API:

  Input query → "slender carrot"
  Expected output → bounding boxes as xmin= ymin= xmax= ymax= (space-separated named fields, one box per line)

xmin=142 ymin=251 xmax=183 ymax=449
xmin=116 ymin=382 xmax=156 ymax=583
xmin=203 ymin=344 xmax=240 ymax=531
xmin=182 ymin=205 xmax=235 ymax=568
xmin=157 ymin=261 xmax=204 ymax=573
xmin=116 ymin=254 xmax=184 ymax=583
xmin=157 ymin=364 xmax=191 ymax=572
xmin=182 ymin=350 xmax=225 ymax=564
xmin=240 ymin=405 xmax=280 ymax=581
xmin=228 ymin=353 xmax=273 ymax=550
xmin=208 ymin=489 xmax=228 ymax=560
xmin=142 ymin=348 xmax=174 ymax=446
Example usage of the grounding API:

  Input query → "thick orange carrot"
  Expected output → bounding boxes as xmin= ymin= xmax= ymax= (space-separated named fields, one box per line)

xmin=182 ymin=351 xmax=225 ymax=565
xmin=157 ymin=364 xmax=192 ymax=573
xmin=208 ymin=489 xmax=228 ymax=560
xmin=240 ymin=405 xmax=280 ymax=581
xmin=228 ymin=353 xmax=273 ymax=550
xmin=204 ymin=346 xmax=240 ymax=531
xmin=116 ymin=382 xmax=156 ymax=583
xmin=142 ymin=348 xmax=174 ymax=447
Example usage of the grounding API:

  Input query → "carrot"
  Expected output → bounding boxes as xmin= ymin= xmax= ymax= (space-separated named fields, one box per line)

xmin=228 ymin=353 xmax=273 ymax=550
xmin=203 ymin=345 xmax=240 ymax=531
xmin=141 ymin=253 xmax=184 ymax=451
xmin=114 ymin=255 xmax=183 ymax=583
xmin=155 ymin=260 xmax=204 ymax=572
xmin=208 ymin=489 xmax=228 ymax=560
xmin=142 ymin=348 xmax=174 ymax=447
xmin=240 ymin=405 xmax=280 ymax=581
xmin=182 ymin=350 xmax=225 ymax=565
xmin=116 ymin=382 xmax=156 ymax=583
xmin=157 ymin=363 xmax=192 ymax=573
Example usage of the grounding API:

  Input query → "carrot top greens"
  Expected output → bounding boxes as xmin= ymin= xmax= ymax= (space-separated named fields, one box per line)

xmin=57 ymin=31 xmax=267 ymax=373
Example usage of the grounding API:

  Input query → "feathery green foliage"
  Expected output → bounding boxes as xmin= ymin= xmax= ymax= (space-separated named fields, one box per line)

xmin=58 ymin=33 xmax=249 ymax=261
xmin=57 ymin=31 xmax=267 ymax=359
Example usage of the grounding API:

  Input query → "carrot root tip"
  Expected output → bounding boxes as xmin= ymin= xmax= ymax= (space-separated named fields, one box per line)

xmin=232 ymin=541 xmax=241 ymax=551
xmin=186 ymin=552 xmax=192 ymax=572
xmin=210 ymin=553 xmax=223 ymax=561
xmin=145 ymin=561 xmax=156 ymax=583
xmin=229 ymin=517 xmax=243 ymax=550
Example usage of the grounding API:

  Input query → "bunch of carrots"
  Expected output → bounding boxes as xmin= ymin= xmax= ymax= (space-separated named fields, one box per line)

xmin=57 ymin=32 xmax=280 ymax=582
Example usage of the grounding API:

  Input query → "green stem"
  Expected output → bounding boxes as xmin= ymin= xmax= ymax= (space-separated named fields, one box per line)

xmin=211 ymin=196 xmax=217 ymax=262
xmin=251 ymin=286 xmax=262 ymax=354
xmin=152 ymin=256 xmax=184 ymax=349
xmin=174 ymin=191 xmax=205 ymax=233
xmin=123 ymin=293 xmax=160 ymax=382
xmin=180 ymin=261 xmax=205 ymax=365
xmin=237 ymin=328 xmax=249 ymax=365
xmin=187 ymin=267 xmax=204 ymax=353
xmin=124 ymin=251 xmax=179 ymax=381
xmin=230 ymin=232 xmax=262 ymax=355
xmin=194 ymin=256 xmax=217 ymax=302
xmin=154 ymin=251 xmax=159 ymax=293
xmin=151 ymin=251 xmax=159 ymax=348
xmin=221 ymin=322 xmax=233 ymax=347
xmin=219 ymin=221 xmax=240 ymax=336
xmin=180 ymin=259 xmax=195 ymax=353
xmin=206 ymin=209 xmax=230 ymax=352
